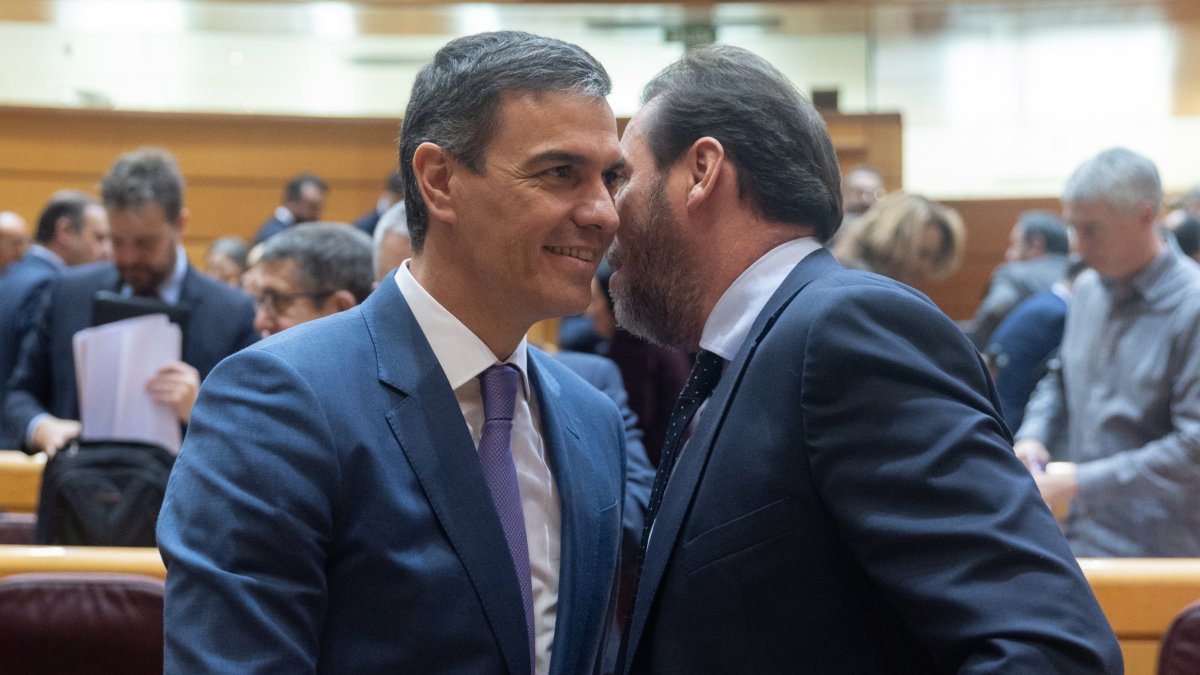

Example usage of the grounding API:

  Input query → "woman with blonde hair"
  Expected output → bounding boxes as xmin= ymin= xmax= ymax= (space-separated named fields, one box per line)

xmin=832 ymin=192 xmax=965 ymax=287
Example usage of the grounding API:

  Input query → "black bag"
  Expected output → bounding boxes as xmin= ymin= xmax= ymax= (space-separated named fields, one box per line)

xmin=35 ymin=440 xmax=175 ymax=547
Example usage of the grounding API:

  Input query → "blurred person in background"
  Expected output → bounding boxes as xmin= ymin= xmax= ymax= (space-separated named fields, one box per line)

xmin=969 ymin=211 xmax=1070 ymax=348
xmin=831 ymin=192 xmax=965 ymax=288
xmin=204 ymin=236 xmax=249 ymax=289
xmin=252 ymin=172 xmax=328 ymax=244
xmin=355 ymin=170 xmax=405 ymax=237
xmin=0 ymin=211 xmax=30 ymax=276
xmin=0 ymin=190 xmax=111 ymax=449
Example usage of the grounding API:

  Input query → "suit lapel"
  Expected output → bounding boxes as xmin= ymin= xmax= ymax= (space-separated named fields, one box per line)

xmin=364 ymin=281 xmax=531 ymax=675
xmin=527 ymin=351 xmax=605 ymax=675
xmin=623 ymin=248 xmax=841 ymax=668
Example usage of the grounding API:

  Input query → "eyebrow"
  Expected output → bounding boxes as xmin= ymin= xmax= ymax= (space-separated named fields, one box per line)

xmin=525 ymin=150 xmax=626 ymax=174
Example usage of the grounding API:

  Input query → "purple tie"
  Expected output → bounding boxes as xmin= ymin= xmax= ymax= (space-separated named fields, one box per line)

xmin=477 ymin=364 xmax=536 ymax=674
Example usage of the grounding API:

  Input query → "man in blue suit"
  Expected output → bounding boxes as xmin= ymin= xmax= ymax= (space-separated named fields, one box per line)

xmin=158 ymin=32 xmax=628 ymax=674
xmin=611 ymin=46 xmax=1122 ymax=673
xmin=0 ymin=190 xmax=111 ymax=449
xmin=4 ymin=149 xmax=257 ymax=455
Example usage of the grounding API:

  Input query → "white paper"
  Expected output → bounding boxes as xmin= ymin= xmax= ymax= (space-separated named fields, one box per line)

xmin=73 ymin=314 xmax=183 ymax=454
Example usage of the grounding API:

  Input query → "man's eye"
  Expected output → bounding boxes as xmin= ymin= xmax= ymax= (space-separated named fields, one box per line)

xmin=603 ymin=171 xmax=625 ymax=195
xmin=546 ymin=166 xmax=572 ymax=179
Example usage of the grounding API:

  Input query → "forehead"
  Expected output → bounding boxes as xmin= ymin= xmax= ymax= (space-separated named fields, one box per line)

xmin=1063 ymin=199 xmax=1122 ymax=225
xmin=257 ymin=259 xmax=302 ymax=288
xmin=618 ymin=104 xmax=661 ymax=169
xmin=109 ymin=203 xmax=172 ymax=234
xmin=488 ymin=90 xmax=620 ymax=165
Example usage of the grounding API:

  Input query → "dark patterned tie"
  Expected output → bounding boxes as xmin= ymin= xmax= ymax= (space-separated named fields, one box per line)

xmin=639 ymin=350 xmax=727 ymax=552
xmin=477 ymin=363 xmax=536 ymax=674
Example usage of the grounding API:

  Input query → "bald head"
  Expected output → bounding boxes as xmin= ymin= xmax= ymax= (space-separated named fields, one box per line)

xmin=0 ymin=211 xmax=30 ymax=273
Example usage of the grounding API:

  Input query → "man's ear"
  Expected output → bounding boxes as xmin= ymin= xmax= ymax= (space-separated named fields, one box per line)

xmin=684 ymin=136 xmax=726 ymax=210
xmin=174 ymin=207 xmax=190 ymax=238
xmin=412 ymin=142 xmax=456 ymax=225
xmin=327 ymin=289 xmax=358 ymax=313
xmin=53 ymin=216 xmax=74 ymax=245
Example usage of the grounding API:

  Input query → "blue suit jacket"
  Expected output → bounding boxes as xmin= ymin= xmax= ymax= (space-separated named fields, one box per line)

xmin=158 ymin=279 xmax=626 ymax=673
xmin=623 ymin=249 xmax=1121 ymax=674
xmin=0 ymin=252 xmax=61 ymax=448
xmin=253 ymin=214 xmax=289 ymax=244
xmin=3 ymin=261 xmax=257 ymax=449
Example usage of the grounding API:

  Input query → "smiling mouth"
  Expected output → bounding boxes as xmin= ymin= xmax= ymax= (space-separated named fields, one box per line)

xmin=546 ymin=246 xmax=596 ymax=263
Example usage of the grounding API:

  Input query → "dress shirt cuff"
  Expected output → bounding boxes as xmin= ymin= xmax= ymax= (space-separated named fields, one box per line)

xmin=25 ymin=412 xmax=50 ymax=448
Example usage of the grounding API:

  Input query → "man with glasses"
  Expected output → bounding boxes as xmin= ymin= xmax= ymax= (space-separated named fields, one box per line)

xmin=247 ymin=222 xmax=374 ymax=338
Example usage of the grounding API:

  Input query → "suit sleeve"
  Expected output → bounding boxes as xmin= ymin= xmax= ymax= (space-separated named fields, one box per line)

xmin=799 ymin=285 xmax=1121 ymax=674
xmin=4 ymin=279 xmax=58 ymax=450
xmin=158 ymin=347 xmax=337 ymax=673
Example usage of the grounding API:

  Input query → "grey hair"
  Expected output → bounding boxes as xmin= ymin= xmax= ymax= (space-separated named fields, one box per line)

xmin=399 ymin=31 xmax=611 ymax=252
xmin=1062 ymin=147 xmax=1162 ymax=213
xmin=258 ymin=222 xmax=375 ymax=303
xmin=100 ymin=147 xmax=185 ymax=223
xmin=373 ymin=201 xmax=409 ymax=279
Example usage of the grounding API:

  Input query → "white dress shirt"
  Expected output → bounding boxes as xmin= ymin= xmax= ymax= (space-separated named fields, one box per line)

xmin=699 ymin=236 xmax=823 ymax=360
xmin=395 ymin=263 xmax=561 ymax=675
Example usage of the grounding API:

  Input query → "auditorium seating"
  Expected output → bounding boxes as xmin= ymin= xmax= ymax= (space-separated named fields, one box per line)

xmin=0 ymin=572 xmax=164 ymax=675
xmin=1158 ymin=600 xmax=1200 ymax=675
xmin=1081 ymin=558 xmax=1200 ymax=674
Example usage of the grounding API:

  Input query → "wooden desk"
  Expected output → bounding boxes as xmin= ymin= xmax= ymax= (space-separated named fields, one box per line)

xmin=0 ymin=545 xmax=165 ymax=580
xmin=0 ymin=450 xmax=43 ymax=513
xmin=1081 ymin=558 xmax=1200 ymax=675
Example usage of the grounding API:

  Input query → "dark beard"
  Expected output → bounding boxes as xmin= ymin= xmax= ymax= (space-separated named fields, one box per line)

xmin=611 ymin=180 xmax=703 ymax=349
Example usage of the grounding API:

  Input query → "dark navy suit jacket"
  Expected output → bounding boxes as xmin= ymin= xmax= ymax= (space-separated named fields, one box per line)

xmin=622 ymin=249 xmax=1121 ymax=674
xmin=158 ymin=279 xmax=626 ymax=673
xmin=3 ymin=261 xmax=257 ymax=449
xmin=253 ymin=214 xmax=289 ymax=244
xmin=0 ymin=252 xmax=60 ymax=448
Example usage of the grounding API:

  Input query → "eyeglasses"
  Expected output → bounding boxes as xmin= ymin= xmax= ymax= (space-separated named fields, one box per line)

xmin=252 ymin=289 xmax=333 ymax=315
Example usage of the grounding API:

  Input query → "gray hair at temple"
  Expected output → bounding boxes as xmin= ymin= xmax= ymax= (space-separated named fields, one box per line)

xmin=399 ymin=30 xmax=611 ymax=252
xmin=639 ymin=44 xmax=843 ymax=242
xmin=258 ymin=223 xmax=375 ymax=304
xmin=1062 ymin=147 xmax=1162 ymax=214
xmin=100 ymin=147 xmax=185 ymax=223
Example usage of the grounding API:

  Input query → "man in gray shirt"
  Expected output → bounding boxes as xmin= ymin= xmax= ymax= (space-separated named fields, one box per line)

xmin=1015 ymin=147 xmax=1200 ymax=557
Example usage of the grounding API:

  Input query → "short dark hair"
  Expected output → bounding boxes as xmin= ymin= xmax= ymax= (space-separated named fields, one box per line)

xmin=639 ymin=44 xmax=843 ymax=241
xmin=399 ymin=31 xmax=611 ymax=252
xmin=1018 ymin=211 xmax=1070 ymax=256
xmin=259 ymin=223 xmax=375 ymax=304
xmin=100 ymin=147 xmax=185 ymax=223
xmin=284 ymin=173 xmax=328 ymax=202
xmin=35 ymin=190 xmax=96 ymax=244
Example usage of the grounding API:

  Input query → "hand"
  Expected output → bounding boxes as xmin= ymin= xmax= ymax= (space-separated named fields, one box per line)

xmin=147 ymin=361 xmax=201 ymax=424
xmin=1013 ymin=439 xmax=1050 ymax=473
xmin=32 ymin=417 xmax=81 ymax=456
xmin=1035 ymin=464 xmax=1078 ymax=522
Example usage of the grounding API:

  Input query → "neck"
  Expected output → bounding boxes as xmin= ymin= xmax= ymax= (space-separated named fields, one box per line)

xmin=695 ymin=217 xmax=813 ymax=328
xmin=408 ymin=252 xmax=528 ymax=359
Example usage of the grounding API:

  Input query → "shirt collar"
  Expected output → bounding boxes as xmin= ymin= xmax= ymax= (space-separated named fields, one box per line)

xmin=699 ymin=236 xmax=822 ymax=360
xmin=1102 ymin=244 xmax=1177 ymax=306
xmin=275 ymin=206 xmax=296 ymax=227
xmin=394 ymin=261 xmax=531 ymax=394
xmin=26 ymin=244 xmax=67 ymax=272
